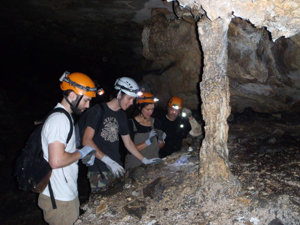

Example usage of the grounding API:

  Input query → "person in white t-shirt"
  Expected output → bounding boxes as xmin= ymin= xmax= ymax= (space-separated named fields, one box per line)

xmin=38 ymin=71 xmax=102 ymax=225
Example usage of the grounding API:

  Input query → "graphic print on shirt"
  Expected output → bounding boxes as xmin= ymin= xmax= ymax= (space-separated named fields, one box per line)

xmin=101 ymin=117 xmax=119 ymax=142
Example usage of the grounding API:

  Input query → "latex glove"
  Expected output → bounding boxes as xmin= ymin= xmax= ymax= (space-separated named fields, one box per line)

xmin=182 ymin=107 xmax=192 ymax=118
xmin=142 ymin=157 xmax=163 ymax=165
xmin=77 ymin=145 xmax=96 ymax=159
xmin=145 ymin=129 xmax=157 ymax=146
xmin=82 ymin=154 xmax=95 ymax=167
xmin=101 ymin=155 xmax=125 ymax=178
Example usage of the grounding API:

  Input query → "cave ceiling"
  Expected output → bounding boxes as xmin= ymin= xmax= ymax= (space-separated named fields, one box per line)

xmin=0 ymin=0 xmax=174 ymax=83
xmin=2 ymin=0 xmax=300 ymax=114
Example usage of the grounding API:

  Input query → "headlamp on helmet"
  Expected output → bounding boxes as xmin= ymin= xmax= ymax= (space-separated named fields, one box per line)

xmin=114 ymin=77 xmax=142 ymax=97
xmin=60 ymin=71 xmax=104 ymax=97
xmin=115 ymin=83 xmax=142 ymax=96
xmin=168 ymin=96 xmax=183 ymax=110
xmin=171 ymin=104 xmax=180 ymax=110
xmin=136 ymin=92 xmax=159 ymax=104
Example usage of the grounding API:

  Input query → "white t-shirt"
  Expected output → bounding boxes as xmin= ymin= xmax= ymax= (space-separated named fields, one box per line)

xmin=41 ymin=103 xmax=78 ymax=201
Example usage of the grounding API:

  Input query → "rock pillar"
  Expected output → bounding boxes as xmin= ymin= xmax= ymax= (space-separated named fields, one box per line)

xmin=198 ymin=15 xmax=240 ymax=193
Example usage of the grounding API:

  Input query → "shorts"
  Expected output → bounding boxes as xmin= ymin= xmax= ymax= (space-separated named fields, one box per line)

xmin=38 ymin=193 xmax=79 ymax=225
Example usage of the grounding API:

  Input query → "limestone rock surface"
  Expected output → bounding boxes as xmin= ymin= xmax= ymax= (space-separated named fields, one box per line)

xmin=141 ymin=14 xmax=300 ymax=113
xmin=141 ymin=13 xmax=202 ymax=110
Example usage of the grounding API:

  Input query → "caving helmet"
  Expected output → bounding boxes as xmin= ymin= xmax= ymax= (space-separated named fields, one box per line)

xmin=60 ymin=71 xmax=104 ymax=97
xmin=168 ymin=96 xmax=183 ymax=110
xmin=59 ymin=71 xmax=104 ymax=114
xmin=136 ymin=92 xmax=159 ymax=104
xmin=114 ymin=77 xmax=142 ymax=97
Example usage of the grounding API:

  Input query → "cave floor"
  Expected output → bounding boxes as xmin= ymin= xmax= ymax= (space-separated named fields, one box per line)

xmin=1 ymin=110 xmax=300 ymax=224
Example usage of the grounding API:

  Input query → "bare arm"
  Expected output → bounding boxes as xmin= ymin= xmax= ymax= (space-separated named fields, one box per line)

xmin=158 ymin=141 xmax=165 ymax=149
xmin=135 ymin=142 xmax=148 ymax=151
xmin=82 ymin=126 xmax=105 ymax=160
xmin=121 ymin=134 xmax=144 ymax=161
xmin=48 ymin=141 xmax=81 ymax=169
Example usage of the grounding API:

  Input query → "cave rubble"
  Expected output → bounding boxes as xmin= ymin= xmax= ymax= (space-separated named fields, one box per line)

xmin=75 ymin=114 xmax=300 ymax=224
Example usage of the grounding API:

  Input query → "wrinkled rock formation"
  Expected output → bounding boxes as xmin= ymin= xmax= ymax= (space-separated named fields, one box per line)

xmin=141 ymin=12 xmax=202 ymax=110
xmin=228 ymin=19 xmax=300 ymax=113
xmin=141 ymin=12 xmax=300 ymax=113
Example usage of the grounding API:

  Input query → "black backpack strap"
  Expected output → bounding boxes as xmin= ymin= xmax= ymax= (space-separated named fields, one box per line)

xmin=94 ymin=103 xmax=104 ymax=136
xmin=48 ymin=181 xmax=57 ymax=209
xmin=43 ymin=107 xmax=73 ymax=210
xmin=49 ymin=107 xmax=73 ymax=144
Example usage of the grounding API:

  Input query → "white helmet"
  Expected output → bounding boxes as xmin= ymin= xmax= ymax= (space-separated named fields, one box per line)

xmin=114 ymin=77 xmax=142 ymax=97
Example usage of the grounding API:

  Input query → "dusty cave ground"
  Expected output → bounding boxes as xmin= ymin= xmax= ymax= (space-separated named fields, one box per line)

xmin=1 ymin=108 xmax=300 ymax=224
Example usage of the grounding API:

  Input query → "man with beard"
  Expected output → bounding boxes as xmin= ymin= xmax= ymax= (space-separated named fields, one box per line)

xmin=158 ymin=96 xmax=191 ymax=158
xmin=38 ymin=71 xmax=100 ymax=225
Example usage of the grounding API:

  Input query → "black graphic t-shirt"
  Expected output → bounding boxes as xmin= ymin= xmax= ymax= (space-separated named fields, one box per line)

xmin=86 ymin=103 xmax=129 ymax=172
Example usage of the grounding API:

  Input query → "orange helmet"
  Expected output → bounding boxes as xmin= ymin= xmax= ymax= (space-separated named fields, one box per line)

xmin=168 ymin=96 xmax=183 ymax=110
xmin=60 ymin=71 xmax=103 ymax=97
xmin=136 ymin=92 xmax=159 ymax=104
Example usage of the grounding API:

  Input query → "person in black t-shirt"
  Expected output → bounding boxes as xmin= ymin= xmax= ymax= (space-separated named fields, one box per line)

xmin=82 ymin=77 xmax=162 ymax=193
xmin=159 ymin=96 xmax=191 ymax=158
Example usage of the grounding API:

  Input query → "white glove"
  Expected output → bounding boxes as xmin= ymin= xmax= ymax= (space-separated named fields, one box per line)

xmin=82 ymin=154 xmax=95 ymax=167
xmin=142 ymin=157 xmax=163 ymax=165
xmin=145 ymin=129 xmax=157 ymax=146
xmin=101 ymin=155 xmax=125 ymax=178
xmin=77 ymin=145 xmax=96 ymax=159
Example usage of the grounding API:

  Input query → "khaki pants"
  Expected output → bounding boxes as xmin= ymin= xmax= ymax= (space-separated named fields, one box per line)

xmin=38 ymin=193 xmax=80 ymax=225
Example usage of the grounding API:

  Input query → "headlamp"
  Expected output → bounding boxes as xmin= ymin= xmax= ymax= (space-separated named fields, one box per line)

xmin=138 ymin=96 xmax=159 ymax=102
xmin=182 ymin=112 xmax=187 ymax=117
xmin=172 ymin=105 xmax=180 ymax=110
xmin=97 ymin=88 xmax=105 ymax=96
xmin=137 ymin=91 xmax=143 ymax=96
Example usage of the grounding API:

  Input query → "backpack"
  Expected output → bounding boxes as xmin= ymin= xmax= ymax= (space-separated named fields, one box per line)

xmin=15 ymin=107 xmax=73 ymax=209
xmin=75 ymin=103 xmax=104 ymax=148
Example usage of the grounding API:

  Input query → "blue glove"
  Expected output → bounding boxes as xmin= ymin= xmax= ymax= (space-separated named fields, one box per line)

xmin=145 ymin=129 xmax=157 ymax=146
xmin=77 ymin=145 xmax=96 ymax=159
xmin=142 ymin=157 xmax=163 ymax=165
xmin=101 ymin=155 xmax=125 ymax=178
xmin=158 ymin=132 xmax=166 ymax=143
xmin=82 ymin=153 xmax=96 ymax=167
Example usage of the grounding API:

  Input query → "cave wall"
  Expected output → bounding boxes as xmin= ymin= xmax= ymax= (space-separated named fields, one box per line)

xmin=141 ymin=13 xmax=300 ymax=113
xmin=228 ymin=19 xmax=300 ymax=113
xmin=141 ymin=12 xmax=202 ymax=110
